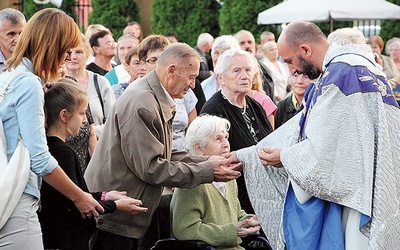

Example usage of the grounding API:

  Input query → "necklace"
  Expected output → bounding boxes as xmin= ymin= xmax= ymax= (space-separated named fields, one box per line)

xmin=221 ymin=90 xmax=246 ymax=114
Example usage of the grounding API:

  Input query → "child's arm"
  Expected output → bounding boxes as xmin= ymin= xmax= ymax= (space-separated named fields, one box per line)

xmin=92 ymin=191 xmax=148 ymax=214
xmin=115 ymin=198 xmax=148 ymax=214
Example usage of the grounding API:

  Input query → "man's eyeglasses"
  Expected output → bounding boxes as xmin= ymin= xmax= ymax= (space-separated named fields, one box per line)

xmin=104 ymin=41 xmax=118 ymax=47
xmin=145 ymin=57 xmax=158 ymax=64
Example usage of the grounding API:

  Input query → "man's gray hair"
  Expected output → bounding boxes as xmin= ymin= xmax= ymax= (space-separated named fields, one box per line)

xmin=260 ymin=31 xmax=274 ymax=40
xmin=197 ymin=33 xmax=214 ymax=46
xmin=157 ymin=42 xmax=201 ymax=68
xmin=185 ymin=115 xmax=230 ymax=154
xmin=0 ymin=8 xmax=25 ymax=27
xmin=327 ymin=27 xmax=366 ymax=45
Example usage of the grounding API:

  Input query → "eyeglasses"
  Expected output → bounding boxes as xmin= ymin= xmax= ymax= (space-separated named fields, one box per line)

xmin=291 ymin=71 xmax=309 ymax=79
xmin=65 ymin=50 xmax=72 ymax=61
xmin=145 ymin=57 xmax=158 ymax=64
xmin=104 ymin=41 xmax=118 ymax=47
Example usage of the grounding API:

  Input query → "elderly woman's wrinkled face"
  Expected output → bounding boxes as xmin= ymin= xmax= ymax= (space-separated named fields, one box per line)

xmin=290 ymin=72 xmax=313 ymax=97
xmin=212 ymin=47 xmax=227 ymax=67
xmin=265 ymin=43 xmax=279 ymax=61
xmin=389 ymin=43 xmax=400 ymax=60
xmin=197 ymin=129 xmax=230 ymax=156
xmin=220 ymin=54 xmax=253 ymax=95
xmin=66 ymin=42 xmax=89 ymax=71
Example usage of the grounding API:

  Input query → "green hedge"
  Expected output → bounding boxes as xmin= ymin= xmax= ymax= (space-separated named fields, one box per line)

xmin=23 ymin=0 xmax=76 ymax=21
xmin=151 ymin=0 xmax=220 ymax=46
xmin=89 ymin=0 xmax=140 ymax=39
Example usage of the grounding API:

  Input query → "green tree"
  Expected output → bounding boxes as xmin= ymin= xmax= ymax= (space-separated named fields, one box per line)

xmin=315 ymin=20 xmax=354 ymax=36
xmin=89 ymin=0 xmax=140 ymax=39
xmin=23 ymin=0 xmax=76 ymax=21
xmin=379 ymin=0 xmax=400 ymax=49
xmin=151 ymin=0 xmax=220 ymax=46
xmin=219 ymin=0 xmax=280 ymax=43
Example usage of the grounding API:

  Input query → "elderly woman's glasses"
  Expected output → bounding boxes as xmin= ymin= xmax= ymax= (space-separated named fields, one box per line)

xmin=292 ymin=71 xmax=309 ymax=79
xmin=145 ymin=57 xmax=158 ymax=64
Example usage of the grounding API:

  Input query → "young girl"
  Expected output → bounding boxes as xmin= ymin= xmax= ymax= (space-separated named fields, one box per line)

xmin=39 ymin=79 xmax=148 ymax=249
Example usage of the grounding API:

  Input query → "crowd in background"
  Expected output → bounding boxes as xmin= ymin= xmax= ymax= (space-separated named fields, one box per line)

xmin=1 ymin=6 xmax=400 ymax=250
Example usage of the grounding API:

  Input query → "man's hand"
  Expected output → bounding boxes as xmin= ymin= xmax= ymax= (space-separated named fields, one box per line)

xmin=258 ymin=147 xmax=283 ymax=168
xmin=208 ymin=155 xmax=241 ymax=182
xmin=222 ymin=151 xmax=243 ymax=171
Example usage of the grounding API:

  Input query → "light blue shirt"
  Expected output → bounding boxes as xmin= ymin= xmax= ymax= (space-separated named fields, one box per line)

xmin=200 ymin=74 xmax=220 ymax=101
xmin=0 ymin=58 xmax=58 ymax=199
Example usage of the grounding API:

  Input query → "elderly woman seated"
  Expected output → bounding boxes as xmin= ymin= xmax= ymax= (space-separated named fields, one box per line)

xmin=170 ymin=114 xmax=260 ymax=250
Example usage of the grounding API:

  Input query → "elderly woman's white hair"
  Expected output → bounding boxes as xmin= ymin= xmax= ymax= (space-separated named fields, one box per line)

xmin=386 ymin=37 xmax=400 ymax=55
xmin=327 ymin=27 xmax=366 ymax=45
xmin=211 ymin=35 xmax=240 ymax=57
xmin=185 ymin=115 xmax=231 ymax=154
xmin=214 ymin=48 xmax=253 ymax=76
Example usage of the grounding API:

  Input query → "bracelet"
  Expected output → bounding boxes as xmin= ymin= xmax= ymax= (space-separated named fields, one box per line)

xmin=101 ymin=191 xmax=107 ymax=201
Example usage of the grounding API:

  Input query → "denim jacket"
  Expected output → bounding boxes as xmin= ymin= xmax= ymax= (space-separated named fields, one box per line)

xmin=0 ymin=58 xmax=58 ymax=199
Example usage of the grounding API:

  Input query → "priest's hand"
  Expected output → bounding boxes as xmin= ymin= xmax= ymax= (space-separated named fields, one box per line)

xmin=258 ymin=147 xmax=283 ymax=168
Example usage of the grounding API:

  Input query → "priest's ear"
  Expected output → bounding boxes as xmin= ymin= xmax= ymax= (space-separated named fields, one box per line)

xmin=299 ymin=44 xmax=312 ymax=58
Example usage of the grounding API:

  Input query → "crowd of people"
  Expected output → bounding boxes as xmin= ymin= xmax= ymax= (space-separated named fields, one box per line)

xmin=1 ymin=6 xmax=400 ymax=250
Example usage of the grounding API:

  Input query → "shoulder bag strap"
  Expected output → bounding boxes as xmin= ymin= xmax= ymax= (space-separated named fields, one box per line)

xmin=93 ymin=74 xmax=106 ymax=123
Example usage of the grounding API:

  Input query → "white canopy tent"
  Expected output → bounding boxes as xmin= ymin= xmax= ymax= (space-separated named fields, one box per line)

xmin=258 ymin=0 xmax=400 ymax=32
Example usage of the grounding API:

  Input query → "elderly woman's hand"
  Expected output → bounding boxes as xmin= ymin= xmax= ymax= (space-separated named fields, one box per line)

xmin=208 ymin=155 xmax=241 ymax=182
xmin=220 ymin=151 xmax=243 ymax=172
xmin=235 ymin=215 xmax=261 ymax=237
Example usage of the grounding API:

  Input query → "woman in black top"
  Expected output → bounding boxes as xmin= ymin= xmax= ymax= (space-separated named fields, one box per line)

xmin=201 ymin=48 xmax=273 ymax=215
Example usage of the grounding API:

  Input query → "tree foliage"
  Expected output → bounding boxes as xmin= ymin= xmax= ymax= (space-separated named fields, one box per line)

xmin=315 ymin=21 xmax=354 ymax=36
xmin=379 ymin=0 xmax=400 ymax=48
xmin=151 ymin=0 xmax=220 ymax=46
xmin=23 ymin=0 xmax=76 ymax=21
xmin=89 ymin=0 xmax=140 ymax=39
xmin=219 ymin=0 xmax=280 ymax=43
